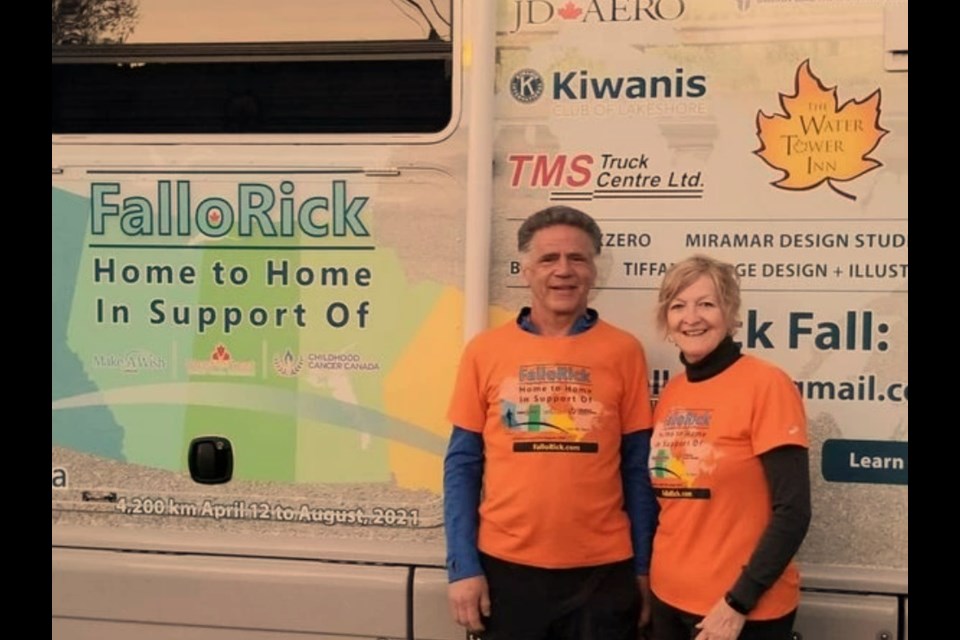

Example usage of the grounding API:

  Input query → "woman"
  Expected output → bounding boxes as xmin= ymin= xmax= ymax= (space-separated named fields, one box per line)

xmin=648 ymin=255 xmax=811 ymax=640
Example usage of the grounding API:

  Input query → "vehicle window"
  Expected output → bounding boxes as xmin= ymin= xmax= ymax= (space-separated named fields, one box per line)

xmin=52 ymin=0 xmax=454 ymax=134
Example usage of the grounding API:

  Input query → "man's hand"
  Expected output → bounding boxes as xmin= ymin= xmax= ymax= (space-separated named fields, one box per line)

xmin=637 ymin=575 xmax=652 ymax=629
xmin=448 ymin=575 xmax=491 ymax=632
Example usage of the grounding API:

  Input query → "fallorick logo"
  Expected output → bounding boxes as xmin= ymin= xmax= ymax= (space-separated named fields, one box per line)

xmin=89 ymin=179 xmax=370 ymax=238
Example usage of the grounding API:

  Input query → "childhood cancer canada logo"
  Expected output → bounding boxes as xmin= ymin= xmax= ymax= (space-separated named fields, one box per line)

xmin=510 ymin=69 xmax=545 ymax=104
xmin=273 ymin=349 xmax=304 ymax=377
xmin=272 ymin=349 xmax=382 ymax=375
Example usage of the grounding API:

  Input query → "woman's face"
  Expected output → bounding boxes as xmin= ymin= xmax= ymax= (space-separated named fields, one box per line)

xmin=666 ymin=274 xmax=730 ymax=364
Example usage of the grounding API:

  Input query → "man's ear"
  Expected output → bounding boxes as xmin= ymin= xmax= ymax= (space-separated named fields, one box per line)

xmin=518 ymin=257 xmax=530 ymax=285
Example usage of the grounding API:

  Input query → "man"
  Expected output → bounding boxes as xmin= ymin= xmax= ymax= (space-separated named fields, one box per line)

xmin=444 ymin=206 xmax=657 ymax=639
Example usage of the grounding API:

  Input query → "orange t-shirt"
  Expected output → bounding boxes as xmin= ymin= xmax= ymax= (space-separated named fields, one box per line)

xmin=447 ymin=319 xmax=652 ymax=569
xmin=649 ymin=355 xmax=808 ymax=620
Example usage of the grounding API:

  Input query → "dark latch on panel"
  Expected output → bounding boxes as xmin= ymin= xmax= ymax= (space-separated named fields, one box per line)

xmin=188 ymin=436 xmax=233 ymax=484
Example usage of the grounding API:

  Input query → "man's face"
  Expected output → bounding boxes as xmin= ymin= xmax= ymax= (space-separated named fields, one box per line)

xmin=521 ymin=224 xmax=597 ymax=323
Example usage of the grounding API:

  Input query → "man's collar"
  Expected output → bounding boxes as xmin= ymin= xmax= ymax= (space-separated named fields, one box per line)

xmin=516 ymin=307 xmax=598 ymax=336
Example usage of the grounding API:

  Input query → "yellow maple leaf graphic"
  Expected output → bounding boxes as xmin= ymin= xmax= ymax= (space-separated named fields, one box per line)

xmin=755 ymin=60 xmax=888 ymax=200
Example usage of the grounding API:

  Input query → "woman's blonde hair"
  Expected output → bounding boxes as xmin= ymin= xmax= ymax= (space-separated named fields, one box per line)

xmin=656 ymin=254 xmax=742 ymax=336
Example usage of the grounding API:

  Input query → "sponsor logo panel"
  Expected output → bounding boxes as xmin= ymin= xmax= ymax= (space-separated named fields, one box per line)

xmin=91 ymin=348 xmax=168 ymax=374
xmin=271 ymin=350 xmax=382 ymax=376
xmin=506 ymin=0 xmax=687 ymax=33
xmin=506 ymin=151 xmax=703 ymax=202
xmin=187 ymin=344 xmax=255 ymax=377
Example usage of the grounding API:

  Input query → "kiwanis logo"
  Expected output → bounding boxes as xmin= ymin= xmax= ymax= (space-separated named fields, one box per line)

xmin=273 ymin=349 xmax=304 ymax=377
xmin=510 ymin=69 xmax=544 ymax=104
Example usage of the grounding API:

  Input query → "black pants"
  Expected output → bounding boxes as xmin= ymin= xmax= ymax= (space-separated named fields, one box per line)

xmin=650 ymin=591 xmax=796 ymax=640
xmin=474 ymin=553 xmax=640 ymax=640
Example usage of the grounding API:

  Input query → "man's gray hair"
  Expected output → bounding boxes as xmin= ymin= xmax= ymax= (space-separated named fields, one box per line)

xmin=517 ymin=206 xmax=603 ymax=255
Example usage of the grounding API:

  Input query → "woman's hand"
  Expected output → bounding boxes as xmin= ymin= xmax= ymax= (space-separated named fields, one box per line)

xmin=694 ymin=596 xmax=747 ymax=640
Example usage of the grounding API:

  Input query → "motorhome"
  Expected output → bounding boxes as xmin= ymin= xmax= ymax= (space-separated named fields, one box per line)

xmin=52 ymin=1 xmax=907 ymax=638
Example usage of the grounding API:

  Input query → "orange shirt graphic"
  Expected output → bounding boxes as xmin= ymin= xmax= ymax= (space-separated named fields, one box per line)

xmin=649 ymin=355 xmax=808 ymax=620
xmin=448 ymin=320 xmax=652 ymax=569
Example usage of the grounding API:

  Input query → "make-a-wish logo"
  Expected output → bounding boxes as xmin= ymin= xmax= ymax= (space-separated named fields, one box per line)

xmin=273 ymin=349 xmax=304 ymax=377
xmin=91 ymin=349 xmax=167 ymax=374
xmin=508 ymin=0 xmax=687 ymax=33
xmin=510 ymin=69 xmax=545 ymax=104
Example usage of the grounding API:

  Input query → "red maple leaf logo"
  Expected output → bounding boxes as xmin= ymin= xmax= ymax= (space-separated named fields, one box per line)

xmin=208 ymin=208 xmax=222 ymax=225
xmin=558 ymin=2 xmax=582 ymax=20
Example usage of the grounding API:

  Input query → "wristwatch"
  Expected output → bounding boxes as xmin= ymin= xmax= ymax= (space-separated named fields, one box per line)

xmin=724 ymin=591 xmax=751 ymax=615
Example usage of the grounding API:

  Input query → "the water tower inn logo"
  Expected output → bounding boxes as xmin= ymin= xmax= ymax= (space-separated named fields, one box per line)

xmin=511 ymin=69 xmax=545 ymax=104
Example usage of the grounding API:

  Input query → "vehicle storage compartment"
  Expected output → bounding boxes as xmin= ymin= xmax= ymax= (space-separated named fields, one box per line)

xmin=53 ymin=543 xmax=411 ymax=639
xmin=794 ymin=565 xmax=906 ymax=640
xmin=794 ymin=591 xmax=899 ymax=640
xmin=412 ymin=567 xmax=463 ymax=640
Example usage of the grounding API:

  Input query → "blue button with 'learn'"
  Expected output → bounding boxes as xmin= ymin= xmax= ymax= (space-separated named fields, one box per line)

xmin=821 ymin=439 xmax=907 ymax=485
